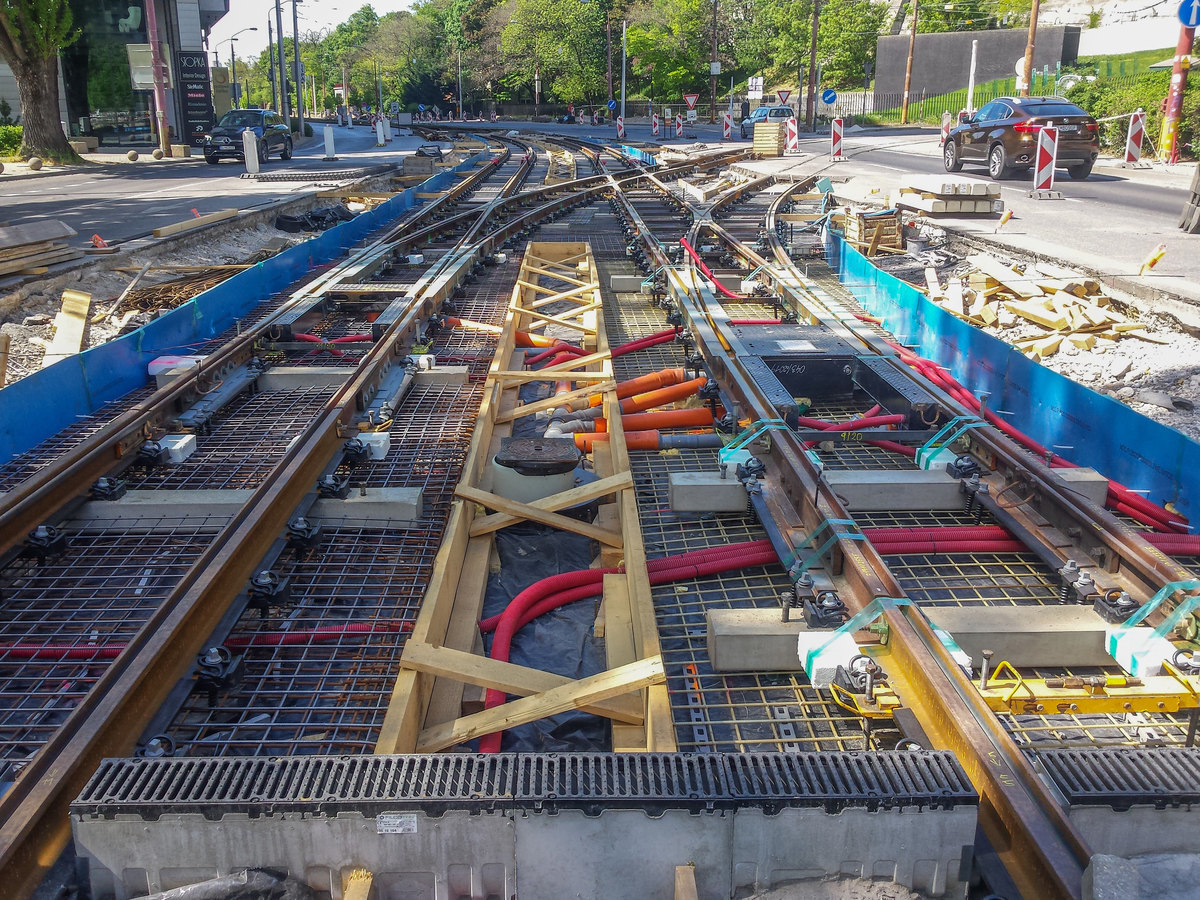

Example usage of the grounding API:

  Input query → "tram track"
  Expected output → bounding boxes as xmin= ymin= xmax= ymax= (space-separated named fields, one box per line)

xmin=1 ymin=130 xmax=1198 ymax=898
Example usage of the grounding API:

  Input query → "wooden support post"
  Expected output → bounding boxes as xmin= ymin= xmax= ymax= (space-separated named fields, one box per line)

xmin=674 ymin=865 xmax=699 ymax=900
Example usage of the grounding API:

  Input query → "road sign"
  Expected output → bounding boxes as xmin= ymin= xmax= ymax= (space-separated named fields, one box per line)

xmin=1033 ymin=126 xmax=1058 ymax=191
xmin=777 ymin=89 xmax=791 ymax=104
xmin=418 ymin=104 xmax=425 ymax=111
xmin=1180 ymin=0 xmax=1200 ymax=27
xmin=568 ymin=103 xmax=574 ymax=114
xmin=687 ymin=109 xmax=697 ymax=122
xmin=683 ymin=93 xmax=700 ymax=110
xmin=608 ymin=99 xmax=617 ymax=111
xmin=390 ymin=101 xmax=399 ymax=115
xmin=748 ymin=76 xmax=764 ymax=100
xmin=821 ymin=88 xmax=837 ymax=105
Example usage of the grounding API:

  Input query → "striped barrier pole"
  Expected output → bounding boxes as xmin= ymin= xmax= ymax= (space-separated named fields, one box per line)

xmin=652 ymin=113 xmax=659 ymax=137
xmin=616 ymin=116 xmax=625 ymax=140
xmin=676 ymin=114 xmax=683 ymax=138
xmin=786 ymin=117 xmax=798 ymax=153
xmin=1032 ymin=126 xmax=1059 ymax=193
xmin=830 ymin=117 xmax=845 ymax=160
xmin=722 ymin=111 xmax=731 ymax=140
xmin=1125 ymin=109 xmax=1146 ymax=164
xmin=941 ymin=111 xmax=951 ymax=146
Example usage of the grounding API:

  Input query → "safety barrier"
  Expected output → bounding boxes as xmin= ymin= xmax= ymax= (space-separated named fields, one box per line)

xmin=0 ymin=152 xmax=490 ymax=464
xmin=829 ymin=234 xmax=1199 ymax=518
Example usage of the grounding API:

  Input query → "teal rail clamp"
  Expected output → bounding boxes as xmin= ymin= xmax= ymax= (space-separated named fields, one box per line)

xmin=786 ymin=517 xmax=866 ymax=577
xmin=1107 ymin=579 xmax=1200 ymax=676
xmin=718 ymin=418 xmax=789 ymax=467
xmin=800 ymin=596 xmax=911 ymax=676
xmin=915 ymin=415 xmax=986 ymax=470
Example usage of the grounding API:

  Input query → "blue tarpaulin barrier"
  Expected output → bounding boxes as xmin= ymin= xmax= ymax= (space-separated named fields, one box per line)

xmin=0 ymin=153 xmax=487 ymax=465
xmin=829 ymin=233 xmax=1199 ymax=519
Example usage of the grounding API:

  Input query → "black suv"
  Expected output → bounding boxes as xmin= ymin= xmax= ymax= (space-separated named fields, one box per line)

xmin=204 ymin=109 xmax=293 ymax=164
xmin=943 ymin=96 xmax=1099 ymax=180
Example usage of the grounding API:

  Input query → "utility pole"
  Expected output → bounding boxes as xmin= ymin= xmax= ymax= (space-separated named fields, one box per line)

xmin=458 ymin=47 xmax=464 ymax=118
xmin=620 ymin=19 xmax=627 ymax=123
xmin=230 ymin=46 xmax=239 ymax=108
xmin=1020 ymin=0 xmax=1040 ymax=97
xmin=1159 ymin=23 xmax=1196 ymax=163
xmin=293 ymin=0 xmax=305 ymax=135
xmin=143 ymin=0 xmax=170 ymax=154
xmin=710 ymin=0 xmax=719 ymax=123
xmin=268 ymin=19 xmax=278 ymax=112
xmin=901 ymin=0 xmax=918 ymax=124
xmin=343 ymin=61 xmax=350 ymax=125
xmin=805 ymin=0 xmax=820 ymax=129
xmin=275 ymin=0 xmax=288 ymax=119
xmin=607 ymin=19 xmax=614 ymax=101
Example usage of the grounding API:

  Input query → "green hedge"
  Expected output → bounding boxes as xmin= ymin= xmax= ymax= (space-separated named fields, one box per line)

xmin=1065 ymin=72 xmax=1198 ymax=160
xmin=0 ymin=124 xmax=21 ymax=156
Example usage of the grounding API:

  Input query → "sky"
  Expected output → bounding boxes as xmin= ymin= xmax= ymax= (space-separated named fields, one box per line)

xmin=208 ymin=0 xmax=412 ymax=63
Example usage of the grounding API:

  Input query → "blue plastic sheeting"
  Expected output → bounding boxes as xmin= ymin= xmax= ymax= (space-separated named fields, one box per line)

xmin=828 ymin=234 xmax=1199 ymax=519
xmin=0 ymin=153 xmax=488 ymax=465
xmin=617 ymin=145 xmax=658 ymax=167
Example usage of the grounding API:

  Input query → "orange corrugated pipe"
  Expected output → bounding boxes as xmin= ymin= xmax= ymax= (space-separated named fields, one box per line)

xmin=620 ymin=376 xmax=708 ymax=414
xmin=586 ymin=368 xmax=687 ymax=408
xmin=576 ymin=430 xmax=664 ymax=451
xmin=599 ymin=408 xmax=714 ymax=433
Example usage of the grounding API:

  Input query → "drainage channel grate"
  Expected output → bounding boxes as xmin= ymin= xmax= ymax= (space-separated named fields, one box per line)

xmin=241 ymin=165 xmax=394 ymax=182
xmin=1038 ymin=748 xmax=1200 ymax=808
xmin=73 ymin=751 xmax=975 ymax=818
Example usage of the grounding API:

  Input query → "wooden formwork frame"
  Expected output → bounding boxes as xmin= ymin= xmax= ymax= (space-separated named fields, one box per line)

xmin=376 ymin=241 xmax=674 ymax=754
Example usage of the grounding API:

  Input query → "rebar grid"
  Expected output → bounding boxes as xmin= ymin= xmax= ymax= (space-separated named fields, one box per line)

xmin=126 ymin=387 xmax=337 ymax=492
xmin=0 ymin=528 xmax=210 ymax=771
xmin=165 ymin=526 xmax=439 ymax=756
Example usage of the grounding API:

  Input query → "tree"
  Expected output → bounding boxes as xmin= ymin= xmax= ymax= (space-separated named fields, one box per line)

xmin=501 ymin=0 xmax=607 ymax=107
xmin=817 ymin=0 xmax=886 ymax=88
xmin=0 ymin=0 xmax=80 ymax=161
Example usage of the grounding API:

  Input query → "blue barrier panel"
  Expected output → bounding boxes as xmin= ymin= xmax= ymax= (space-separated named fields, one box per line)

xmin=830 ymin=233 xmax=1199 ymax=519
xmin=0 ymin=151 xmax=488 ymax=465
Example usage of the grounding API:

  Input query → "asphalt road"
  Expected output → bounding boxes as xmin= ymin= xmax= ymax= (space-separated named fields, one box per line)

xmin=2 ymin=124 xmax=406 ymax=246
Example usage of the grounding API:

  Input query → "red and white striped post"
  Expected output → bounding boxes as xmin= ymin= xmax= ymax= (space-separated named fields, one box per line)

xmin=616 ymin=116 xmax=625 ymax=140
xmin=1125 ymin=109 xmax=1146 ymax=164
xmin=1033 ymin=126 xmax=1059 ymax=191
xmin=722 ymin=111 xmax=731 ymax=140
xmin=940 ymin=110 xmax=952 ymax=146
xmin=786 ymin=117 xmax=798 ymax=153
xmin=676 ymin=114 xmax=683 ymax=137
xmin=578 ymin=112 xmax=585 ymax=125
xmin=652 ymin=112 xmax=659 ymax=137
xmin=830 ymin=117 xmax=845 ymax=160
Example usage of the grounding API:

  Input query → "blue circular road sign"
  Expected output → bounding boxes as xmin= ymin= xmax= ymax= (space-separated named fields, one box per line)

xmin=1180 ymin=0 xmax=1200 ymax=27
xmin=608 ymin=99 xmax=617 ymax=110
xmin=418 ymin=104 xmax=426 ymax=111
xmin=821 ymin=88 xmax=837 ymax=105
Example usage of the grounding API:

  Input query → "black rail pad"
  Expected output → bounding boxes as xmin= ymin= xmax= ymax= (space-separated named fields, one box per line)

xmin=73 ymin=751 xmax=975 ymax=820
xmin=1039 ymin=748 xmax=1200 ymax=809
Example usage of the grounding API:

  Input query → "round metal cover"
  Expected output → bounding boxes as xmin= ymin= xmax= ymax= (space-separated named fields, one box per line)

xmin=494 ymin=437 xmax=580 ymax=476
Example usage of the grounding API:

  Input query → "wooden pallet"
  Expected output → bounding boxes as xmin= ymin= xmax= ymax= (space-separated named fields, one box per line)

xmin=752 ymin=122 xmax=784 ymax=157
xmin=845 ymin=210 xmax=904 ymax=256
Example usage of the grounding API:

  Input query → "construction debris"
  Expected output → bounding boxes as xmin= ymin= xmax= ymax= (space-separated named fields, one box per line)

xmin=924 ymin=251 xmax=1168 ymax=360
xmin=275 ymin=205 xmax=356 ymax=233
xmin=845 ymin=209 xmax=904 ymax=257
xmin=893 ymin=175 xmax=1003 ymax=217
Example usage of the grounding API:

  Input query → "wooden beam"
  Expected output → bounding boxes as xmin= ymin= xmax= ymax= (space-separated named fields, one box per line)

xmin=0 ymin=333 xmax=9 ymax=388
xmin=490 ymin=369 xmax=612 ymax=383
xmin=674 ymin=866 xmax=699 ymax=900
xmin=456 ymin=484 xmax=624 ymax=547
xmin=151 ymin=208 xmax=238 ymax=238
xmin=520 ymin=264 xmax=589 ymax=287
xmin=527 ymin=281 xmax=599 ymax=310
xmin=468 ymin=472 xmax=633 ymax=536
xmin=542 ymin=349 xmax=612 ymax=372
xmin=402 ymin=642 xmax=643 ymax=724
xmin=494 ymin=380 xmax=614 ymax=424
xmin=416 ymin=656 xmax=665 ymax=752
xmin=0 ymin=219 xmax=76 ymax=251
xmin=41 ymin=290 xmax=91 ymax=368
xmin=510 ymin=302 xmax=600 ymax=333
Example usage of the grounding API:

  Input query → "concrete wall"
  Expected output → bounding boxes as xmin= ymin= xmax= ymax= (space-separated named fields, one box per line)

xmin=875 ymin=26 xmax=1081 ymax=98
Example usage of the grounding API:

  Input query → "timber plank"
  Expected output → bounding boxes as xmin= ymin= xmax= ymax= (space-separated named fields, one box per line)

xmin=41 ymin=290 xmax=91 ymax=368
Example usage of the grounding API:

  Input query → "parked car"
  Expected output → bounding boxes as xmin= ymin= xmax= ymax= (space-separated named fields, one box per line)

xmin=203 ymin=109 xmax=293 ymax=164
xmin=943 ymin=96 xmax=1099 ymax=181
xmin=740 ymin=105 xmax=794 ymax=139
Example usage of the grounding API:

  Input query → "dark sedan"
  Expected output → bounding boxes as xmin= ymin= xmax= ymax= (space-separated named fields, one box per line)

xmin=204 ymin=109 xmax=293 ymax=164
xmin=943 ymin=96 xmax=1099 ymax=180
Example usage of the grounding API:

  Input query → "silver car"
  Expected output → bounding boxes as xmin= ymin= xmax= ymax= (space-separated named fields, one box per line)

xmin=740 ymin=105 xmax=795 ymax=139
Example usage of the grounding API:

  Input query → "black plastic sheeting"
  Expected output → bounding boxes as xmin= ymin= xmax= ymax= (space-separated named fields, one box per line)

xmin=479 ymin=525 xmax=608 ymax=752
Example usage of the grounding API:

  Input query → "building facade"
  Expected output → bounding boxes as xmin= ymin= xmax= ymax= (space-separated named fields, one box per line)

xmin=0 ymin=0 xmax=229 ymax=147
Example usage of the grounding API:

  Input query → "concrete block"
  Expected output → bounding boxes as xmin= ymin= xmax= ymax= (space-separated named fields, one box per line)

xmin=155 ymin=365 xmax=193 ymax=389
xmin=797 ymin=631 xmax=860 ymax=688
xmin=668 ymin=472 xmax=748 ymax=514
xmin=610 ymin=275 xmax=647 ymax=293
xmin=1054 ymin=466 xmax=1110 ymax=508
xmin=1082 ymin=855 xmax=1141 ymax=900
xmin=68 ymin=140 xmax=89 ymax=155
xmin=169 ymin=144 xmax=191 ymax=158
xmin=823 ymin=469 xmax=963 ymax=511
xmin=928 ymin=605 xmax=1113 ymax=669
xmin=256 ymin=367 xmax=358 ymax=391
xmin=707 ymin=610 xmax=808 ymax=672
xmin=310 ymin=487 xmax=423 ymax=524
xmin=161 ymin=434 xmax=196 ymax=463
xmin=414 ymin=365 xmax=470 ymax=386
xmin=403 ymin=154 xmax=436 ymax=175
xmin=75 ymin=489 xmax=252 ymax=529
xmin=84 ymin=136 xmax=99 ymax=151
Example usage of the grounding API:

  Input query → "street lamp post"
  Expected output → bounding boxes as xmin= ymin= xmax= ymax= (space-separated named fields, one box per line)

xmin=268 ymin=19 xmax=278 ymax=111
xmin=224 ymin=28 xmax=258 ymax=108
xmin=275 ymin=0 xmax=288 ymax=118
xmin=292 ymin=0 xmax=305 ymax=136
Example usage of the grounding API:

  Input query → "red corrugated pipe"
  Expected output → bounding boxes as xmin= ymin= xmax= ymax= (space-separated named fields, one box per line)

xmin=678 ymin=237 xmax=747 ymax=301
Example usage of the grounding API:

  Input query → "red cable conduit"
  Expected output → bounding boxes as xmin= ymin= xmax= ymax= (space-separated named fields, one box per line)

xmin=678 ymin=237 xmax=748 ymax=302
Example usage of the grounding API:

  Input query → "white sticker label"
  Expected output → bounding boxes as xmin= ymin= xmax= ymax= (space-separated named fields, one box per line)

xmin=376 ymin=813 xmax=418 ymax=834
